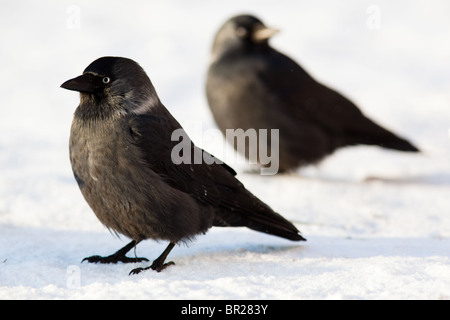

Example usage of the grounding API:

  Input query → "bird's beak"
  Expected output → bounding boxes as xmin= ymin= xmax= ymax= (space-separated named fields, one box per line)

xmin=60 ymin=73 xmax=102 ymax=93
xmin=253 ymin=26 xmax=280 ymax=42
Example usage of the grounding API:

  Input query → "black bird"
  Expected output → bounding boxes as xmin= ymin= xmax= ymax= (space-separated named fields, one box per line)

xmin=206 ymin=15 xmax=420 ymax=173
xmin=61 ymin=56 xmax=304 ymax=275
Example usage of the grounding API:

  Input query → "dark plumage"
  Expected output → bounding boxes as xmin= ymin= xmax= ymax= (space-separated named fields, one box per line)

xmin=61 ymin=56 xmax=304 ymax=275
xmin=206 ymin=15 xmax=420 ymax=173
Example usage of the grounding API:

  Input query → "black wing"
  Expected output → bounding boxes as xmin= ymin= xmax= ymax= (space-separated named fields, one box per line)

xmin=126 ymin=111 xmax=304 ymax=241
xmin=262 ymin=49 xmax=419 ymax=151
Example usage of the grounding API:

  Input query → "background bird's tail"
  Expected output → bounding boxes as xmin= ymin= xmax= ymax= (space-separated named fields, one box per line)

xmin=342 ymin=116 xmax=420 ymax=153
xmin=353 ymin=132 xmax=420 ymax=153
xmin=375 ymin=136 xmax=420 ymax=152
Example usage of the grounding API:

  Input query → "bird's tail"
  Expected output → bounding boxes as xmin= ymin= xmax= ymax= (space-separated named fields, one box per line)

xmin=214 ymin=202 xmax=306 ymax=242
xmin=353 ymin=132 xmax=420 ymax=153
xmin=245 ymin=214 xmax=306 ymax=241
xmin=376 ymin=136 xmax=420 ymax=152
xmin=342 ymin=117 xmax=420 ymax=153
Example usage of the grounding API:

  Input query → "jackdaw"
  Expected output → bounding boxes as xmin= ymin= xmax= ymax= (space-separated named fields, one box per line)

xmin=206 ymin=15 xmax=420 ymax=173
xmin=61 ymin=56 xmax=305 ymax=275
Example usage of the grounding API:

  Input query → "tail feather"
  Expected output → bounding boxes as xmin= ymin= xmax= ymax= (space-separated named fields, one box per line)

xmin=246 ymin=218 xmax=306 ymax=241
xmin=342 ymin=117 xmax=420 ymax=153
xmin=214 ymin=204 xmax=306 ymax=242
xmin=377 ymin=137 xmax=420 ymax=152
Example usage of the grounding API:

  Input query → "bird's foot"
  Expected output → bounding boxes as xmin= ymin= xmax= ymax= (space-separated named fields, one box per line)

xmin=129 ymin=260 xmax=175 ymax=275
xmin=128 ymin=242 xmax=176 ymax=275
xmin=82 ymin=254 xmax=149 ymax=264
xmin=82 ymin=240 xmax=148 ymax=264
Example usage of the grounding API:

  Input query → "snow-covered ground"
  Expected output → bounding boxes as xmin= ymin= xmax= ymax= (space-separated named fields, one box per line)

xmin=1 ymin=0 xmax=449 ymax=300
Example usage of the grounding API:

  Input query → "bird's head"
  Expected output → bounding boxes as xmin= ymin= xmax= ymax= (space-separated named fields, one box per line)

xmin=61 ymin=57 xmax=160 ymax=118
xmin=211 ymin=15 xmax=279 ymax=60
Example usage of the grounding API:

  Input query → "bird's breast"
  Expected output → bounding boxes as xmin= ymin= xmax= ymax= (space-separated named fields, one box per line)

xmin=70 ymin=122 xmax=118 ymax=183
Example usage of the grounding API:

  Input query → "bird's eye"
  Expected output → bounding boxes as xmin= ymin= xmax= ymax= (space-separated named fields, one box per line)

xmin=236 ymin=27 xmax=248 ymax=38
xmin=102 ymin=77 xmax=111 ymax=84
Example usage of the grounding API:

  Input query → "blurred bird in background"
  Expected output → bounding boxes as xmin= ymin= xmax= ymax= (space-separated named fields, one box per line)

xmin=206 ymin=15 xmax=420 ymax=173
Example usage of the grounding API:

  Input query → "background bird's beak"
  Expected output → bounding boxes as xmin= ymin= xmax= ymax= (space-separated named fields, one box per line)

xmin=60 ymin=73 xmax=101 ymax=93
xmin=253 ymin=26 xmax=280 ymax=42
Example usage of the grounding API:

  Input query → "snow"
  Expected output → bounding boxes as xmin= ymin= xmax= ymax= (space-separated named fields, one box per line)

xmin=1 ymin=0 xmax=450 ymax=300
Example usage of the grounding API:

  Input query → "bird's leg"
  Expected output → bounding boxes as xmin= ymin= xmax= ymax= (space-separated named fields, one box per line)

xmin=82 ymin=240 xmax=149 ymax=264
xmin=129 ymin=242 xmax=176 ymax=275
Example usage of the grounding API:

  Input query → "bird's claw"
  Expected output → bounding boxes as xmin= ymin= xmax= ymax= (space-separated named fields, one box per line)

xmin=82 ymin=254 xmax=149 ymax=264
xmin=129 ymin=261 xmax=175 ymax=275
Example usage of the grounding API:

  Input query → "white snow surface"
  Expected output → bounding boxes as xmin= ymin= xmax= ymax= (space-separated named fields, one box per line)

xmin=1 ymin=0 xmax=450 ymax=300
